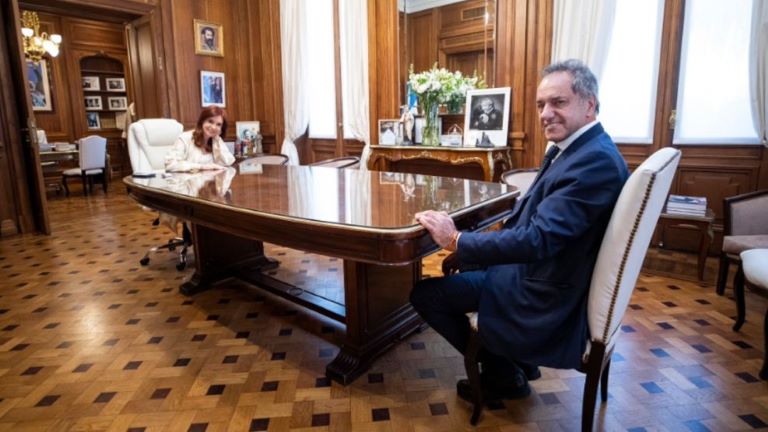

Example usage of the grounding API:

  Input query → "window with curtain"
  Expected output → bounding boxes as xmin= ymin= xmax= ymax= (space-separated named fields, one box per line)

xmin=598 ymin=0 xmax=760 ymax=146
xmin=599 ymin=0 xmax=663 ymax=143
xmin=306 ymin=0 xmax=338 ymax=139
xmin=674 ymin=0 xmax=759 ymax=144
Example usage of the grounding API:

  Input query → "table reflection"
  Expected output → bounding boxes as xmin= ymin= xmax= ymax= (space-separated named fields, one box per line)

xmin=127 ymin=165 xmax=513 ymax=231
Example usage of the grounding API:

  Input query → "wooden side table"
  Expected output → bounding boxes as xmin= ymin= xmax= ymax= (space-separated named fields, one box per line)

xmin=368 ymin=145 xmax=513 ymax=182
xmin=656 ymin=208 xmax=715 ymax=281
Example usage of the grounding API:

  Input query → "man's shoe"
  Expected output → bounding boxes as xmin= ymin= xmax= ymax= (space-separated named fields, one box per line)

xmin=517 ymin=363 xmax=541 ymax=381
xmin=456 ymin=371 xmax=530 ymax=404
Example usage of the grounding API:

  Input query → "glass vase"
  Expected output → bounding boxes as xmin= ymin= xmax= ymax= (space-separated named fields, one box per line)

xmin=422 ymin=98 xmax=440 ymax=146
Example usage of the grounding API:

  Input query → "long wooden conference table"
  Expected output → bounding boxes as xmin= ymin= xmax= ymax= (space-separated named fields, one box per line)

xmin=125 ymin=164 xmax=518 ymax=384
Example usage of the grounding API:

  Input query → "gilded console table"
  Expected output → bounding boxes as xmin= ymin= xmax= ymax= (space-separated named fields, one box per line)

xmin=368 ymin=145 xmax=513 ymax=182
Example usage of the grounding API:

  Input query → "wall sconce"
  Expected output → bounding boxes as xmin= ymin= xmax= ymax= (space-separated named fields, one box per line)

xmin=20 ymin=10 xmax=62 ymax=64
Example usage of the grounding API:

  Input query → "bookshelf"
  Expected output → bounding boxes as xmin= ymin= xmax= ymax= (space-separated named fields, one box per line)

xmin=80 ymin=56 xmax=127 ymax=132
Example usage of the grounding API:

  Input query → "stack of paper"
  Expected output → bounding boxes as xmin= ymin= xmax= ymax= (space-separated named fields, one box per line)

xmin=666 ymin=194 xmax=707 ymax=216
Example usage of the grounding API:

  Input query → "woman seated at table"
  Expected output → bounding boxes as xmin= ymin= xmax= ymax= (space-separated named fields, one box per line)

xmin=165 ymin=106 xmax=235 ymax=172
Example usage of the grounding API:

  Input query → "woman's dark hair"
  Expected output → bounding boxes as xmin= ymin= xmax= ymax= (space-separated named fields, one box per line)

xmin=192 ymin=106 xmax=228 ymax=152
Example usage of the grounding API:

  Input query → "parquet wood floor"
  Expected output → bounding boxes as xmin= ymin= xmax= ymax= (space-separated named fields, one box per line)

xmin=0 ymin=188 xmax=766 ymax=431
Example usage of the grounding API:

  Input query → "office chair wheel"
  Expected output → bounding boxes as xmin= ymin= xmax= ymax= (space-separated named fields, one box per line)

xmin=140 ymin=257 xmax=150 ymax=266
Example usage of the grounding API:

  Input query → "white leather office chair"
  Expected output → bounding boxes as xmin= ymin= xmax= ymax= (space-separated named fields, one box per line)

xmin=462 ymin=148 xmax=681 ymax=430
xmin=62 ymin=135 xmax=107 ymax=196
xmin=500 ymin=168 xmax=538 ymax=196
xmin=737 ymin=248 xmax=768 ymax=380
xmin=126 ymin=119 xmax=190 ymax=270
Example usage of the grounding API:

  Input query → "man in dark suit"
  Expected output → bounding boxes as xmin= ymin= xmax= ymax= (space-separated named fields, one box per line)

xmin=411 ymin=59 xmax=629 ymax=402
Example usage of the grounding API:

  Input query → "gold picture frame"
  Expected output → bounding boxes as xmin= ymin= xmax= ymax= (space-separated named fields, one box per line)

xmin=194 ymin=19 xmax=223 ymax=57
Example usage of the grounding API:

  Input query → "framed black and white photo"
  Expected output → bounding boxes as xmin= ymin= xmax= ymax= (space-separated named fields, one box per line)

xmin=27 ymin=59 xmax=52 ymax=111
xmin=378 ymin=119 xmax=400 ymax=145
xmin=463 ymin=87 xmax=511 ymax=147
xmin=200 ymin=70 xmax=226 ymax=107
xmin=105 ymin=77 xmax=125 ymax=92
xmin=86 ymin=112 xmax=100 ymax=130
xmin=84 ymin=95 xmax=102 ymax=111
xmin=82 ymin=76 xmax=100 ymax=91
xmin=107 ymin=96 xmax=127 ymax=111
xmin=194 ymin=19 xmax=224 ymax=57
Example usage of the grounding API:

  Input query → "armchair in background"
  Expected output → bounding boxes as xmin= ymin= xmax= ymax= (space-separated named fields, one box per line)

xmin=62 ymin=135 xmax=107 ymax=196
xmin=127 ymin=118 xmax=191 ymax=270
xmin=716 ymin=190 xmax=768 ymax=296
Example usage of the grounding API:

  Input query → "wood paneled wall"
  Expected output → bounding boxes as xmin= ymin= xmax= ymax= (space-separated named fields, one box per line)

xmin=157 ymin=0 xmax=283 ymax=153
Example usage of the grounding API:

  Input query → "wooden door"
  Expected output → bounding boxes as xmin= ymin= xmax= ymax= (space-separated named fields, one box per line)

xmin=0 ymin=0 xmax=50 ymax=235
xmin=126 ymin=12 xmax=166 ymax=119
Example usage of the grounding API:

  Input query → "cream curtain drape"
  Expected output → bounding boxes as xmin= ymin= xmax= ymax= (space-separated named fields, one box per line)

xmin=551 ymin=0 xmax=618 ymax=79
xmin=279 ymin=0 xmax=309 ymax=165
xmin=339 ymin=0 xmax=371 ymax=168
xmin=751 ymin=0 xmax=768 ymax=146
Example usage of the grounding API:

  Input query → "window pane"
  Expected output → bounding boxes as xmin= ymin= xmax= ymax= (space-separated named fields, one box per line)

xmin=599 ymin=0 xmax=663 ymax=143
xmin=674 ymin=0 xmax=759 ymax=144
xmin=306 ymin=0 xmax=337 ymax=139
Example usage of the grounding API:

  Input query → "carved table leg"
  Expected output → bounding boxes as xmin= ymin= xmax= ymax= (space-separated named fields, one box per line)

xmin=180 ymin=223 xmax=279 ymax=296
xmin=325 ymin=259 xmax=424 ymax=384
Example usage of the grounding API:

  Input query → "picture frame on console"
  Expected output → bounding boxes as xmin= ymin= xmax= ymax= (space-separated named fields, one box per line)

xmin=463 ymin=87 xmax=511 ymax=148
xmin=378 ymin=119 xmax=400 ymax=146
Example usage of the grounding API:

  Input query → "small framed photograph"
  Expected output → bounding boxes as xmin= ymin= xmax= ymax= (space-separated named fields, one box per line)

xmin=105 ymin=77 xmax=125 ymax=92
xmin=84 ymin=95 xmax=102 ymax=111
xmin=463 ymin=87 xmax=511 ymax=147
xmin=27 ymin=59 xmax=52 ymax=111
xmin=82 ymin=76 xmax=100 ymax=91
xmin=236 ymin=121 xmax=260 ymax=142
xmin=378 ymin=119 xmax=400 ymax=145
xmin=107 ymin=96 xmax=128 ymax=111
xmin=200 ymin=70 xmax=226 ymax=107
xmin=86 ymin=112 xmax=100 ymax=130
xmin=194 ymin=19 xmax=224 ymax=57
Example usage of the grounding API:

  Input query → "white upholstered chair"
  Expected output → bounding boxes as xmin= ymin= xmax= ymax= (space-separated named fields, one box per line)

xmin=309 ymin=156 xmax=360 ymax=169
xmin=500 ymin=168 xmax=538 ymax=196
xmin=462 ymin=147 xmax=681 ymax=430
xmin=737 ymin=248 xmax=768 ymax=380
xmin=241 ymin=154 xmax=289 ymax=166
xmin=62 ymin=135 xmax=107 ymax=196
xmin=126 ymin=119 xmax=190 ymax=270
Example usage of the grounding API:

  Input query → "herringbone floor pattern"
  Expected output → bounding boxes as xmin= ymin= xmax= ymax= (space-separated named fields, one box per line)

xmin=0 ymin=187 xmax=766 ymax=431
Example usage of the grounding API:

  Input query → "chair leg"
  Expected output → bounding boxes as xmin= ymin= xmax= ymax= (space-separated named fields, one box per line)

xmin=102 ymin=170 xmax=108 ymax=193
xmin=716 ymin=254 xmax=729 ymax=296
xmin=733 ymin=265 xmax=746 ymax=332
xmin=600 ymin=360 xmax=611 ymax=402
xmin=62 ymin=175 xmax=69 ymax=196
xmin=81 ymin=173 xmax=88 ymax=195
xmin=761 ymin=307 xmax=768 ymax=380
xmin=464 ymin=329 xmax=483 ymax=426
xmin=581 ymin=343 xmax=606 ymax=432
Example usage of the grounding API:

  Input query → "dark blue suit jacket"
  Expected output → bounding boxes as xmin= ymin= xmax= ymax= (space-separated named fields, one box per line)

xmin=457 ymin=123 xmax=628 ymax=369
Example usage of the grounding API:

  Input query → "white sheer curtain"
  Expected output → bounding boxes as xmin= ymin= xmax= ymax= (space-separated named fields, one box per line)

xmin=751 ymin=0 xmax=768 ymax=146
xmin=551 ymin=0 xmax=618 ymax=78
xmin=279 ymin=0 xmax=309 ymax=165
xmin=339 ymin=0 xmax=371 ymax=168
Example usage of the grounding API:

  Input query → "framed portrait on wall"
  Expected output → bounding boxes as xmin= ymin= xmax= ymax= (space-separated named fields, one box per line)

xmin=463 ymin=87 xmax=511 ymax=148
xmin=82 ymin=76 xmax=100 ymax=91
xmin=27 ymin=59 xmax=52 ymax=111
xmin=84 ymin=95 xmax=102 ymax=111
xmin=200 ymin=71 xmax=226 ymax=107
xmin=194 ymin=19 xmax=224 ymax=57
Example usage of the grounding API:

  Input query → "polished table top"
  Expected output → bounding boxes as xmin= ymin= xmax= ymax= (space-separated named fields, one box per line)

xmin=124 ymin=165 xmax=518 ymax=233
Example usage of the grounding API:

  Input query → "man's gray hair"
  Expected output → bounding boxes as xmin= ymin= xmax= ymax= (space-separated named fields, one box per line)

xmin=543 ymin=59 xmax=600 ymax=113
